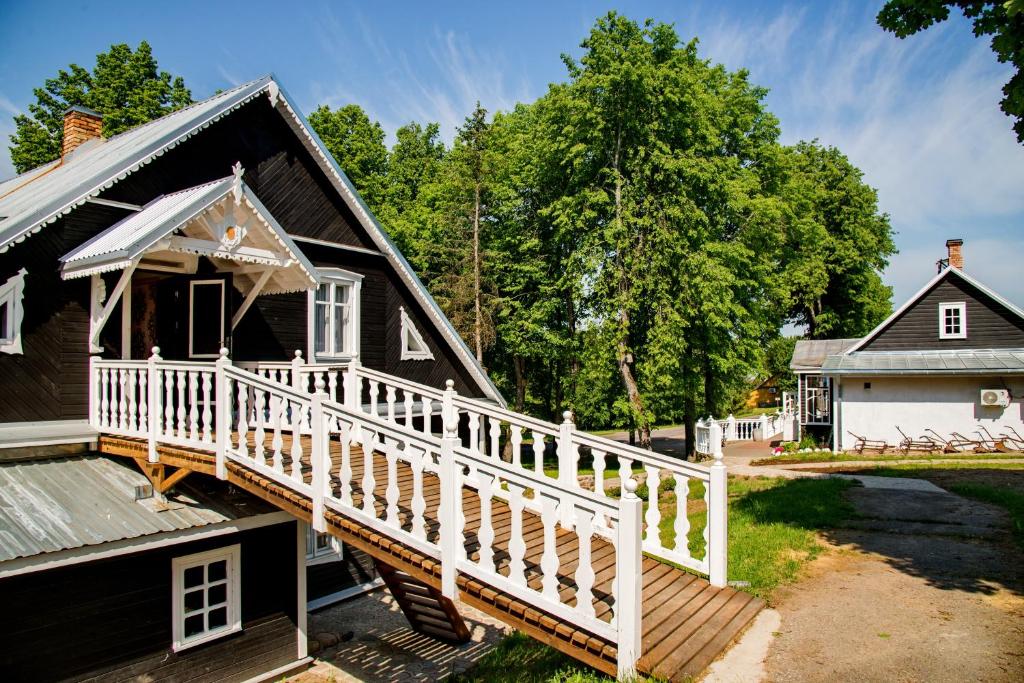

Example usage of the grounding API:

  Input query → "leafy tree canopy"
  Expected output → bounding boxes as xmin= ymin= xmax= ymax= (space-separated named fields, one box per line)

xmin=878 ymin=0 xmax=1024 ymax=142
xmin=308 ymin=103 xmax=388 ymax=212
xmin=8 ymin=41 xmax=191 ymax=173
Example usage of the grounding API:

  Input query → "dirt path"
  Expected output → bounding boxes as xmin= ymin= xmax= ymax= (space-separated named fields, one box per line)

xmin=763 ymin=485 xmax=1024 ymax=682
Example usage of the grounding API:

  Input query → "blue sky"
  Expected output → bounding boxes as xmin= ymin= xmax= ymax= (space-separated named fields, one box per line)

xmin=1 ymin=0 xmax=1022 ymax=309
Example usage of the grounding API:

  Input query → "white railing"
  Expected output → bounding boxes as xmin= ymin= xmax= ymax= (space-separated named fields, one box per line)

xmin=91 ymin=349 xmax=731 ymax=679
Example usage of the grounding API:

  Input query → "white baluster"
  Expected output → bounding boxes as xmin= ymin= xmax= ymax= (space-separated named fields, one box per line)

xmin=236 ymin=382 xmax=249 ymax=457
xmin=410 ymin=444 xmax=426 ymax=541
xmin=289 ymin=399 xmax=303 ymax=481
xmin=510 ymin=424 xmax=523 ymax=468
xmin=339 ymin=419 xmax=353 ymax=506
xmin=117 ymin=368 xmax=127 ymax=431
xmin=540 ymin=491 xmax=560 ymax=602
xmin=674 ymin=473 xmax=691 ymax=557
xmin=532 ymin=430 xmax=545 ymax=476
xmin=270 ymin=394 xmax=284 ymax=473
xmin=127 ymin=368 xmax=138 ymax=433
xmin=574 ymin=507 xmax=596 ymax=619
xmin=100 ymin=367 xmax=110 ymax=428
xmin=403 ymin=391 xmax=414 ymax=427
xmin=253 ymin=388 xmax=266 ymax=466
xmin=163 ymin=369 xmax=174 ymax=437
xmin=201 ymin=371 xmax=213 ymax=443
xmin=489 ymin=417 xmax=501 ymax=459
xmin=475 ymin=468 xmax=495 ymax=571
xmin=644 ymin=465 xmax=662 ymax=551
xmin=507 ymin=482 xmax=527 ymax=587
xmin=617 ymin=456 xmax=633 ymax=492
xmin=592 ymin=449 xmax=606 ymax=495
xmin=327 ymin=370 xmax=339 ymax=404
xmin=361 ymin=428 xmax=377 ymax=516
xmin=175 ymin=370 xmax=186 ymax=439
xmin=421 ymin=396 xmax=433 ymax=437
xmin=368 ymin=379 xmax=379 ymax=416
xmin=188 ymin=370 xmax=199 ymax=442
xmin=385 ymin=385 xmax=396 ymax=422
xmin=385 ymin=437 xmax=400 ymax=525
xmin=138 ymin=368 xmax=148 ymax=437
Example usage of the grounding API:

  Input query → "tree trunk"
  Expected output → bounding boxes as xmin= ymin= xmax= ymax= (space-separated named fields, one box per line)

xmin=513 ymin=355 xmax=527 ymax=413
xmin=703 ymin=351 xmax=716 ymax=419
xmin=683 ymin=396 xmax=696 ymax=460
xmin=473 ymin=181 xmax=483 ymax=362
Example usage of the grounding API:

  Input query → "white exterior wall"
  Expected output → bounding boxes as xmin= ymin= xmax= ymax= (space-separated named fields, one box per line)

xmin=838 ymin=375 xmax=1024 ymax=451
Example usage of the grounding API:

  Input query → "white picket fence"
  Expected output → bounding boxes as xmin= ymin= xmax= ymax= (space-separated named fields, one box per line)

xmin=693 ymin=412 xmax=789 ymax=457
xmin=90 ymin=349 xmax=730 ymax=678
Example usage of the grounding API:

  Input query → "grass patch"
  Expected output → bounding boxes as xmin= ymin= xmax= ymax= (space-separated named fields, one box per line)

xmin=822 ymin=462 xmax=1024 ymax=474
xmin=946 ymin=483 xmax=1024 ymax=548
xmin=449 ymin=631 xmax=622 ymax=682
xmin=751 ymin=452 xmax=1024 ymax=466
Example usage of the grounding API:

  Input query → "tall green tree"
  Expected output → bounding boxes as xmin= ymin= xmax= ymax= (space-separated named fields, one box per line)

xmin=309 ymin=104 xmax=389 ymax=212
xmin=8 ymin=41 xmax=191 ymax=173
xmin=877 ymin=1 xmax=1024 ymax=143
xmin=778 ymin=141 xmax=895 ymax=338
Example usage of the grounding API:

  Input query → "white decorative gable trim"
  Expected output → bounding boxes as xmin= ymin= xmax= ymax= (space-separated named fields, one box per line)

xmin=0 ymin=268 xmax=27 ymax=355
xmin=400 ymin=307 xmax=434 ymax=361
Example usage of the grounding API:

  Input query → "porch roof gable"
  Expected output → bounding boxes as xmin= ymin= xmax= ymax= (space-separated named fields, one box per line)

xmin=59 ymin=171 xmax=319 ymax=295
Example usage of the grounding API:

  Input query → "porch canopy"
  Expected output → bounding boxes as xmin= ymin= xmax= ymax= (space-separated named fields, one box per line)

xmin=60 ymin=166 xmax=318 ymax=353
xmin=59 ymin=166 xmax=318 ymax=295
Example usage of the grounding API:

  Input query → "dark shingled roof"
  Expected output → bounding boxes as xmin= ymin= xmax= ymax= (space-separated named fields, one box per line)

xmin=790 ymin=338 xmax=860 ymax=371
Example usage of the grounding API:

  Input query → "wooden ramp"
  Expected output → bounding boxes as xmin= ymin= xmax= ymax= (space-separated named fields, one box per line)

xmin=100 ymin=434 xmax=762 ymax=681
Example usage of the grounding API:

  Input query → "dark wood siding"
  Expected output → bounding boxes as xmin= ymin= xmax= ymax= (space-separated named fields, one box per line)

xmin=0 ymin=522 xmax=299 ymax=683
xmin=308 ymin=546 xmax=377 ymax=602
xmin=862 ymin=273 xmax=1024 ymax=351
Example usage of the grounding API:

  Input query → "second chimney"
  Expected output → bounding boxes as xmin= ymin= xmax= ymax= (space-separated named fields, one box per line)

xmin=62 ymin=106 xmax=103 ymax=158
xmin=946 ymin=239 xmax=964 ymax=270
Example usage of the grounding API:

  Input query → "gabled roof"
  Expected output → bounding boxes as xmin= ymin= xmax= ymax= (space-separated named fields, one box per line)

xmin=59 ymin=173 xmax=319 ymax=295
xmin=821 ymin=348 xmax=1024 ymax=375
xmin=844 ymin=267 xmax=1024 ymax=354
xmin=790 ymin=338 xmax=860 ymax=371
xmin=0 ymin=75 xmax=504 ymax=405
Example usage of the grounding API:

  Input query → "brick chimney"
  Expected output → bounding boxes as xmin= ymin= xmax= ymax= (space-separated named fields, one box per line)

xmin=62 ymin=106 xmax=103 ymax=158
xmin=946 ymin=238 xmax=964 ymax=270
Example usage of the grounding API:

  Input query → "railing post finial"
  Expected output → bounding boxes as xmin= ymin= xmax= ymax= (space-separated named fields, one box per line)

xmin=442 ymin=379 xmax=458 ymax=437
xmin=150 ymin=346 xmax=161 ymax=360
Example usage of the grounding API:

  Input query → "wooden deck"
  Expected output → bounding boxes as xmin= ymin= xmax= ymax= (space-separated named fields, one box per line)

xmin=100 ymin=433 xmax=762 ymax=681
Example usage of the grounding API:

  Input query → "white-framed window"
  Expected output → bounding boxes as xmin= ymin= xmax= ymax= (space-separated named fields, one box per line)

xmin=306 ymin=526 xmax=342 ymax=566
xmin=0 ymin=268 xmax=27 ymax=355
xmin=939 ymin=302 xmax=967 ymax=339
xmin=400 ymin=306 xmax=433 ymax=361
xmin=308 ymin=268 xmax=362 ymax=360
xmin=172 ymin=545 xmax=242 ymax=651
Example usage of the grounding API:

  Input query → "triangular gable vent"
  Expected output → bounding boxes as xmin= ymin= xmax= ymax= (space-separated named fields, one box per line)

xmin=400 ymin=307 xmax=433 ymax=361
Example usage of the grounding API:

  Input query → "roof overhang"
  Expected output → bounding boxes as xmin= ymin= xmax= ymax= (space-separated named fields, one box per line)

xmin=820 ymin=349 xmax=1024 ymax=376
xmin=60 ymin=171 xmax=318 ymax=296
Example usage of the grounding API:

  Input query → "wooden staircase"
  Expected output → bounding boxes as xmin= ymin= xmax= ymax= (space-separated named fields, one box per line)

xmin=375 ymin=559 xmax=471 ymax=644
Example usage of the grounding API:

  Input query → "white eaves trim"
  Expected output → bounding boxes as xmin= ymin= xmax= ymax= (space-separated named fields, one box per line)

xmin=844 ymin=266 xmax=1024 ymax=354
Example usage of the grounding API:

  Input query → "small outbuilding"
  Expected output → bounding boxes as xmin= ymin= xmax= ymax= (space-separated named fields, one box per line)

xmin=790 ymin=240 xmax=1024 ymax=452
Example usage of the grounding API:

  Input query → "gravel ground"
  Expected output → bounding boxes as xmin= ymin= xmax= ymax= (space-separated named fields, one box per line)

xmin=763 ymin=485 xmax=1024 ymax=682
xmin=289 ymin=589 xmax=511 ymax=683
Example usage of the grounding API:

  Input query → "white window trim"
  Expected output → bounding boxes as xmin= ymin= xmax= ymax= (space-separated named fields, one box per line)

xmin=400 ymin=306 xmax=434 ymax=361
xmin=171 ymin=544 xmax=242 ymax=652
xmin=0 ymin=268 xmax=27 ymax=355
xmin=188 ymin=279 xmax=225 ymax=359
xmin=307 ymin=268 xmax=362 ymax=362
xmin=306 ymin=526 xmax=343 ymax=566
xmin=938 ymin=301 xmax=967 ymax=339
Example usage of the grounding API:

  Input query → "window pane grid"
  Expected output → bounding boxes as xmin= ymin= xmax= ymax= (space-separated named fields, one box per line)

xmin=313 ymin=280 xmax=354 ymax=357
xmin=173 ymin=546 xmax=239 ymax=650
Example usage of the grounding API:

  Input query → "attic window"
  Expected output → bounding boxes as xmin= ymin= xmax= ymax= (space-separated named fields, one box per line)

xmin=400 ymin=307 xmax=433 ymax=361
xmin=939 ymin=302 xmax=966 ymax=340
xmin=0 ymin=268 xmax=27 ymax=355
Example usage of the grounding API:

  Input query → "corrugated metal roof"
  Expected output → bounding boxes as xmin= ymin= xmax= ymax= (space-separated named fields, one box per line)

xmin=790 ymin=338 xmax=861 ymax=371
xmin=0 ymin=76 xmax=272 ymax=254
xmin=821 ymin=349 xmax=1024 ymax=375
xmin=0 ymin=455 xmax=274 ymax=562
xmin=61 ymin=177 xmax=231 ymax=267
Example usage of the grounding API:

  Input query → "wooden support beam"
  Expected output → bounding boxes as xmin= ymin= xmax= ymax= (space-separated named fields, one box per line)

xmin=132 ymin=457 xmax=164 ymax=489
xmin=231 ymin=268 xmax=274 ymax=330
xmin=158 ymin=467 xmax=193 ymax=493
xmin=89 ymin=262 xmax=137 ymax=353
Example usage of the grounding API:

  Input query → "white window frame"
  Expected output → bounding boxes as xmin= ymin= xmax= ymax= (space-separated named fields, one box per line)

xmin=938 ymin=301 xmax=967 ymax=340
xmin=400 ymin=306 xmax=434 ymax=361
xmin=0 ymin=268 xmax=27 ymax=355
xmin=188 ymin=279 xmax=226 ymax=359
xmin=305 ymin=526 xmax=342 ymax=566
xmin=171 ymin=544 xmax=242 ymax=651
xmin=308 ymin=268 xmax=362 ymax=361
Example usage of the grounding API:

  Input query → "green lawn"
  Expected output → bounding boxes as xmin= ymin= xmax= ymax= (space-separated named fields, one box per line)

xmin=448 ymin=631 xmax=621 ymax=682
xmin=948 ymin=483 xmax=1024 ymax=548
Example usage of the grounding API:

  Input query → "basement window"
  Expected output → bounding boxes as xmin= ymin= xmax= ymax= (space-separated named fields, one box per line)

xmin=172 ymin=545 xmax=241 ymax=651
xmin=306 ymin=526 xmax=342 ymax=566
xmin=939 ymin=302 xmax=967 ymax=340
xmin=0 ymin=268 xmax=27 ymax=355
xmin=400 ymin=306 xmax=433 ymax=361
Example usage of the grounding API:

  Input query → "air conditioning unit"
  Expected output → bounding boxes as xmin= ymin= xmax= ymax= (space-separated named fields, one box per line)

xmin=980 ymin=389 xmax=1010 ymax=407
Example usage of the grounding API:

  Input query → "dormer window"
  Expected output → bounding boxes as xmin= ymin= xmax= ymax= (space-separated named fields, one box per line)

xmin=0 ymin=268 xmax=27 ymax=355
xmin=939 ymin=302 xmax=966 ymax=339
xmin=400 ymin=307 xmax=433 ymax=361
